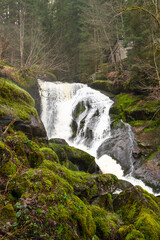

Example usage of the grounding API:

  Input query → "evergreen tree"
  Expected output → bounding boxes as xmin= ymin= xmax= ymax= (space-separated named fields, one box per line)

xmin=53 ymin=0 xmax=83 ymax=79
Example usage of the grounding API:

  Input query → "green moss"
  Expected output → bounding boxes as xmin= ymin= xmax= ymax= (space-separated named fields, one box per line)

xmin=14 ymin=192 xmax=96 ymax=239
xmin=0 ymin=204 xmax=17 ymax=224
xmin=41 ymin=160 xmax=118 ymax=201
xmin=95 ymin=72 xmax=107 ymax=80
xmin=118 ymin=225 xmax=135 ymax=239
xmin=40 ymin=147 xmax=59 ymax=163
xmin=118 ymin=224 xmax=145 ymax=240
xmin=90 ymin=80 xmax=113 ymax=93
xmin=125 ymin=229 xmax=145 ymax=240
xmin=63 ymin=159 xmax=79 ymax=171
xmin=27 ymin=141 xmax=44 ymax=168
xmin=8 ymin=167 xmax=73 ymax=200
xmin=114 ymin=186 xmax=160 ymax=240
xmin=0 ymin=140 xmax=12 ymax=166
xmin=0 ymin=78 xmax=37 ymax=120
xmin=6 ymin=132 xmax=44 ymax=168
xmin=50 ymin=143 xmax=95 ymax=173
xmin=90 ymin=205 xmax=121 ymax=239
xmin=0 ymin=160 xmax=17 ymax=177
xmin=135 ymin=209 xmax=160 ymax=240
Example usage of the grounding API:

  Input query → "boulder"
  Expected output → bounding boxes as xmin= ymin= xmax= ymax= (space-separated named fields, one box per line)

xmin=133 ymin=152 xmax=160 ymax=193
xmin=97 ymin=121 xmax=140 ymax=174
xmin=113 ymin=186 xmax=160 ymax=240
xmin=117 ymin=179 xmax=133 ymax=192
xmin=49 ymin=141 xmax=96 ymax=173
xmin=0 ymin=115 xmax=47 ymax=140
xmin=49 ymin=138 xmax=69 ymax=145
xmin=0 ymin=78 xmax=47 ymax=140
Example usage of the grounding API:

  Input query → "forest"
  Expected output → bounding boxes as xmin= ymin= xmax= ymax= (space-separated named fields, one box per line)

xmin=0 ymin=0 xmax=160 ymax=239
xmin=0 ymin=0 xmax=160 ymax=84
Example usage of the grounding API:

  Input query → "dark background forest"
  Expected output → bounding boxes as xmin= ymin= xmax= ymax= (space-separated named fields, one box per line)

xmin=0 ymin=0 xmax=160 ymax=86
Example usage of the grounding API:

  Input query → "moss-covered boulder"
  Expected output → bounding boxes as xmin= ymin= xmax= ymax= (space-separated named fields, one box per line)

xmin=41 ymin=160 xmax=118 ymax=202
xmin=90 ymin=71 xmax=130 ymax=95
xmin=110 ymin=93 xmax=160 ymax=123
xmin=0 ymin=204 xmax=17 ymax=235
xmin=90 ymin=80 xmax=115 ymax=94
xmin=90 ymin=205 xmax=121 ymax=239
xmin=49 ymin=141 xmax=96 ymax=173
xmin=8 ymin=167 xmax=73 ymax=199
xmin=0 ymin=78 xmax=47 ymax=139
xmin=12 ymin=193 xmax=96 ymax=240
xmin=40 ymin=147 xmax=59 ymax=163
xmin=0 ymin=78 xmax=36 ymax=119
xmin=6 ymin=131 xmax=44 ymax=168
xmin=113 ymin=186 xmax=160 ymax=240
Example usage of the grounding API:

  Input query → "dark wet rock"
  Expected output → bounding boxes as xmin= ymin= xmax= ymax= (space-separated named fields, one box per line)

xmin=133 ymin=154 xmax=160 ymax=193
xmin=97 ymin=122 xmax=140 ymax=174
xmin=25 ymin=81 xmax=41 ymax=115
xmin=117 ymin=180 xmax=133 ymax=191
xmin=0 ymin=115 xmax=47 ymax=140
xmin=90 ymin=80 xmax=125 ymax=95
xmin=37 ymin=73 xmax=57 ymax=82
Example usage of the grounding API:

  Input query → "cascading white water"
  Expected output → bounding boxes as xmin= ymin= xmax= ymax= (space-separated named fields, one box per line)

xmin=38 ymin=80 xmax=84 ymax=139
xmin=38 ymin=80 xmax=156 ymax=195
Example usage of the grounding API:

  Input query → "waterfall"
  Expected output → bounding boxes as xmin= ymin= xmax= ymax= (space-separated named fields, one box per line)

xmin=38 ymin=81 xmax=84 ymax=139
xmin=38 ymin=80 xmax=156 ymax=195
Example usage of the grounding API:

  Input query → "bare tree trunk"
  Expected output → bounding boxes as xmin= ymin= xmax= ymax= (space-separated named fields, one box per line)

xmin=0 ymin=44 xmax=2 ymax=61
xmin=152 ymin=31 xmax=160 ymax=87
xmin=19 ymin=9 xmax=25 ymax=68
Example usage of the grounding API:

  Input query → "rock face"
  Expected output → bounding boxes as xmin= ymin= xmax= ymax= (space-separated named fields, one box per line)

xmin=0 ymin=115 xmax=47 ymax=140
xmin=97 ymin=121 xmax=139 ymax=174
xmin=133 ymin=155 xmax=160 ymax=193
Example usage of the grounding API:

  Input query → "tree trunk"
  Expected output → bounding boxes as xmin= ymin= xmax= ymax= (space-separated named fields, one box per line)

xmin=19 ymin=9 xmax=25 ymax=68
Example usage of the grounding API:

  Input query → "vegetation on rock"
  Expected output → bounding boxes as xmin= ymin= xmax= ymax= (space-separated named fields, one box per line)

xmin=0 ymin=78 xmax=36 ymax=120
